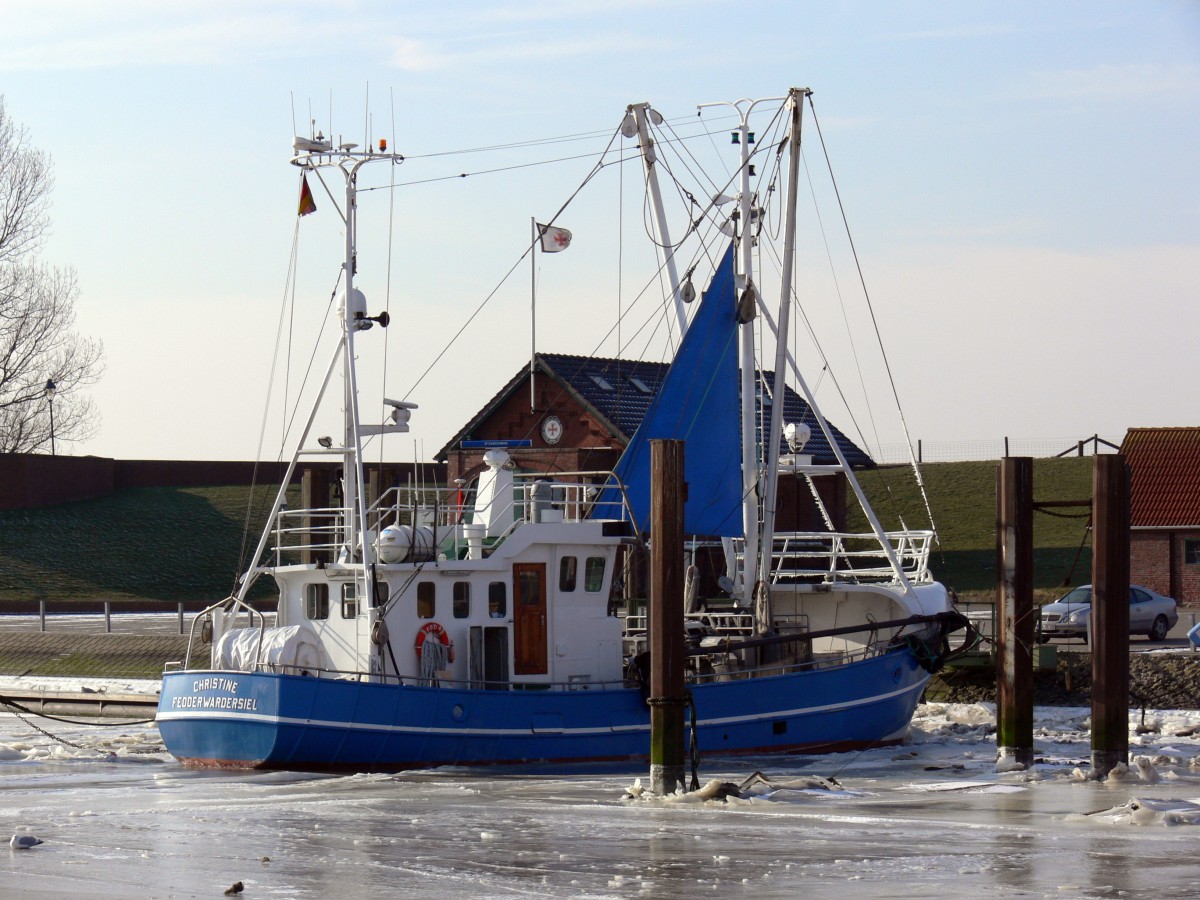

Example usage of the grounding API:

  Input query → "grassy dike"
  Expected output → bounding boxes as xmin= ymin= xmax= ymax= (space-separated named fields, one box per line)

xmin=0 ymin=485 xmax=293 ymax=606
xmin=847 ymin=455 xmax=1094 ymax=599
xmin=0 ymin=458 xmax=1095 ymax=606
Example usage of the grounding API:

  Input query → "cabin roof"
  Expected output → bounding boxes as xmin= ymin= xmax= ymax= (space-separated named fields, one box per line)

xmin=436 ymin=352 xmax=874 ymax=469
xmin=1120 ymin=427 xmax=1200 ymax=528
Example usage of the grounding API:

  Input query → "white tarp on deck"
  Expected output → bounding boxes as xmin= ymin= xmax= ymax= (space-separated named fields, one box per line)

xmin=214 ymin=625 xmax=322 ymax=674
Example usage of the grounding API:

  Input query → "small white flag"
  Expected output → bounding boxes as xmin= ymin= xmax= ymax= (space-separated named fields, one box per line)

xmin=537 ymin=223 xmax=572 ymax=253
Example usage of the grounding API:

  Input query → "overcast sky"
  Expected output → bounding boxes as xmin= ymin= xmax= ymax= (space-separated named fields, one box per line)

xmin=2 ymin=1 xmax=1197 ymax=462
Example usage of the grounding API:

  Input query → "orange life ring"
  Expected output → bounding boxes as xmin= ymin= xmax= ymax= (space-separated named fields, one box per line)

xmin=414 ymin=621 xmax=455 ymax=664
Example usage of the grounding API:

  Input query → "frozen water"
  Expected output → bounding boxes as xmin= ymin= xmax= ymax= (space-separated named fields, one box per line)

xmin=1 ymin=700 xmax=1199 ymax=898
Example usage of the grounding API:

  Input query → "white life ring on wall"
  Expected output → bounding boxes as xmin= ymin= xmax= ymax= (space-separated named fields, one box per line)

xmin=414 ymin=621 xmax=455 ymax=664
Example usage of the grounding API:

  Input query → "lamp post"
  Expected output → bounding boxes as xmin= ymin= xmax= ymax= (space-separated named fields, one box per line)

xmin=45 ymin=380 xmax=56 ymax=456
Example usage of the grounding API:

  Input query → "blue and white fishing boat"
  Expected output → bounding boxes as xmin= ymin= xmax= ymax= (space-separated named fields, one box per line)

xmin=157 ymin=89 xmax=965 ymax=770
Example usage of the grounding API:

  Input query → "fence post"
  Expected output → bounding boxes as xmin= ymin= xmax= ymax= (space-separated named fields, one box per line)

xmin=39 ymin=600 xmax=46 ymax=632
xmin=104 ymin=600 xmax=111 ymax=634
xmin=178 ymin=602 xmax=186 ymax=635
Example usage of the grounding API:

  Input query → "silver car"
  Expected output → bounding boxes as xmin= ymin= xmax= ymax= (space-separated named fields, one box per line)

xmin=1040 ymin=584 xmax=1178 ymax=642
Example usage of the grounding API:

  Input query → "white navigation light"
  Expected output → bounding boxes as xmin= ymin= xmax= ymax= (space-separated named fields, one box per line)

xmin=785 ymin=422 xmax=811 ymax=453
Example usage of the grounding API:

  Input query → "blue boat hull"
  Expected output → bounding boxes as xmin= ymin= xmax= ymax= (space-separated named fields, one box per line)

xmin=157 ymin=648 xmax=929 ymax=769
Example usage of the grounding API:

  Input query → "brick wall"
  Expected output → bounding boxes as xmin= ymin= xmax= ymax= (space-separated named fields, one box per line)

xmin=0 ymin=454 xmax=446 ymax=510
xmin=1130 ymin=529 xmax=1200 ymax=606
xmin=0 ymin=454 xmax=115 ymax=509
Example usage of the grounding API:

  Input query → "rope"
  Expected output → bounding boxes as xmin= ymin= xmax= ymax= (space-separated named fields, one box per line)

xmin=0 ymin=695 xmax=161 ymax=755
xmin=418 ymin=638 xmax=450 ymax=686
xmin=686 ymin=690 xmax=700 ymax=791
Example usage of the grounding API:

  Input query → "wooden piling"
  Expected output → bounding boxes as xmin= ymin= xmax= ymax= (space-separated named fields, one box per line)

xmin=996 ymin=457 xmax=1034 ymax=768
xmin=1091 ymin=454 xmax=1130 ymax=778
xmin=649 ymin=439 xmax=687 ymax=795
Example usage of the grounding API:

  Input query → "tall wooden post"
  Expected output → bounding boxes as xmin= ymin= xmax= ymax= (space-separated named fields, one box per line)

xmin=1091 ymin=454 xmax=1130 ymax=778
xmin=996 ymin=457 xmax=1034 ymax=768
xmin=649 ymin=439 xmax=687 ymax=795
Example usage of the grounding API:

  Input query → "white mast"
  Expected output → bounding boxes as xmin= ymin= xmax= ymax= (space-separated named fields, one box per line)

xmin=759 ymin=89 xmax=808 ymax=583
xmin=700 ymin=95 xmax=785 ymax=603
xmin=288 ymin=136 xmax=404 ymax=589
xmin=625 ymin=103 xmax=688 ymax=338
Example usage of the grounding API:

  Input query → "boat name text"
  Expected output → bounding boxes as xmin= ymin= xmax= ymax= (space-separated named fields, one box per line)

xmin=192 ymin=677 xmax=240 ymax=693
xmin=171 ymin=694 xmax=258 ymax=711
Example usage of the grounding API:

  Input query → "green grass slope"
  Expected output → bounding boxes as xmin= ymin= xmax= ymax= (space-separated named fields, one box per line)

xmin=1 ymin=458 xmax=1096 ymax=605
xmin=849 ymin=456 xmax=1094 ymax=597
xmin=0 ymin=485 xmax=286 ymax=605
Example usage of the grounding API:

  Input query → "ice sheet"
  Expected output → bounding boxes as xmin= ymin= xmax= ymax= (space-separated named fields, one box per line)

xmin=1 ymin=701 xmax=1199 ymax=898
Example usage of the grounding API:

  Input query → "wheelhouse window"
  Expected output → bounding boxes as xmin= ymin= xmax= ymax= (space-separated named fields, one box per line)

xmin=417 ymin=582 xmax=436 ymax=619
xmin=488 ymin=581 xmax=507 ymax=618
xmin=340 ymin=583 xmax=357 ymax=619
xmin=305 ymin=583 xmax=329 ymax=620
xmin=559 ymin=556 xmax=578 ymax=592
xmin=453 ymin=582 xmax=470 ymax=618
xmin=1186 ymin=539 xmax=1200 ymax=565
xmin=585 ymin=556 xmax=606 ymax=592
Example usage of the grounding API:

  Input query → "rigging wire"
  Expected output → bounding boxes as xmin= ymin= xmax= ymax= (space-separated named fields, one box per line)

xmin=235 ymin=216 xmax=302 ymax=584
xmin=807 ymin=95 xmax=939 ymax=539
xmin=400 ymin=124 xmax=626 ymax=402
xmin=377 ymin=89 xmax=399 ymax=474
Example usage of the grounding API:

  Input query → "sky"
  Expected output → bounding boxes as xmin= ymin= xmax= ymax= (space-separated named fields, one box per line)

xmin=1 ymin=0 xmax=1197 ymax=462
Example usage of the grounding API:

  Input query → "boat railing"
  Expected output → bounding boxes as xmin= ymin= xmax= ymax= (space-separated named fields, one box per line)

xmin=622 ymin=611 xmax=758 ymax=637
xmin=179 ymin=594 xmax=267 ymax=670
xmin=732 ymin=529 xmax=934 ymax=585
xmin=266 ymin=470 xmax=639 ymax=566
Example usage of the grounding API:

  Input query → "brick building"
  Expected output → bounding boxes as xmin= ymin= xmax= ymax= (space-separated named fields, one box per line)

xmin=1123 ymin=427 xmax=1200 ymax=606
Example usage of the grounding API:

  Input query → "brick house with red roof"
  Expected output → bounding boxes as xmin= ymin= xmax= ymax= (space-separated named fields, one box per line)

xmin=1122 ymin=427 xmax=1200 ymax=607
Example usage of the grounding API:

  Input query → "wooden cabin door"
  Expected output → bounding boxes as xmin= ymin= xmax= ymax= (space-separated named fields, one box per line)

xmin=513 ymin=563 xmax=547 ymax=675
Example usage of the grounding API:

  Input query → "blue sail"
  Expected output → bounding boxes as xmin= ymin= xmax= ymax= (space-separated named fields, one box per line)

xmin=593 ymin=244 xmax=742 ymax=536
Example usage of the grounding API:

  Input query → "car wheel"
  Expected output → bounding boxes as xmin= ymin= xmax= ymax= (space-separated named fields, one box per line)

xmin=1038 ymin=634 xmax=1051 ymax=644
xmin=1148 ymin=615 xmax=1169 ymax=642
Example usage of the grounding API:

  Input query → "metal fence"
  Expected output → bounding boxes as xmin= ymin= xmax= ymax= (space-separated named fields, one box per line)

xmin=871 ymin=435 xmax=1122 ymax=465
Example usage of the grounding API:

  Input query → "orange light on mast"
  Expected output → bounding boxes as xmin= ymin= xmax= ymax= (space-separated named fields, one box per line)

xmin=379 ymin=138 xmax=388 ymax=152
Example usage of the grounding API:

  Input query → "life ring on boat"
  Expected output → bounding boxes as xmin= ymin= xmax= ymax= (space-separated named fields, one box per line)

xmin=414 ymin=621 xmax=455 ymax=664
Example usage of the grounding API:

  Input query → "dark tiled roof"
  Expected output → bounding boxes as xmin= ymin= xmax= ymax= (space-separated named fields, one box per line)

xmin=1120 ymin=427 xmax=1200 ymax=527
xmin=539 ymin=354 xmax=667 ymax=445
xmin=479 ymin=352 xmax=872 ymax=468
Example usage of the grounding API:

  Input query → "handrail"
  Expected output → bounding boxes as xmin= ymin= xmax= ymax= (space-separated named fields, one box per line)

xmin=183 ymin=595 xmax=267 ymax=669
xmin=729 ymin=528 xmax=935 ymax=585
xmin=267 ymin=469 xmax=642 ymax=564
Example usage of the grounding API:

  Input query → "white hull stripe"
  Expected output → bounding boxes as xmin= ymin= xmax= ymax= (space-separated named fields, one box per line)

xmin=156 ymin=678 xmax=926 ymax=738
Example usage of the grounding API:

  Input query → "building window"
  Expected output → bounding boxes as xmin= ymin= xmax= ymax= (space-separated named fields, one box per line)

xmin=488 ymin=581 xmax=507 ymax=618
xmin=589 ymin=374 xmax=614 ymax=391
xmin=305 ymin=583 xmax=329 ymax=620
xmin=585 ymin=557 xmax=606 ymax=592
xmin=341 ymin=583 xmax=358 ymax=619
xmin=629 ymin=376 xmax=653 ymax=394
xmin=453 ymin=582 xmax=470 ymax=618
xmin=417 ymin=582 xmax=435 ymax=618
xmin=559 ymin=556 xmax=578 ymax=591
xmin=1186 ymin=539 xmax=1200 ymax=565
